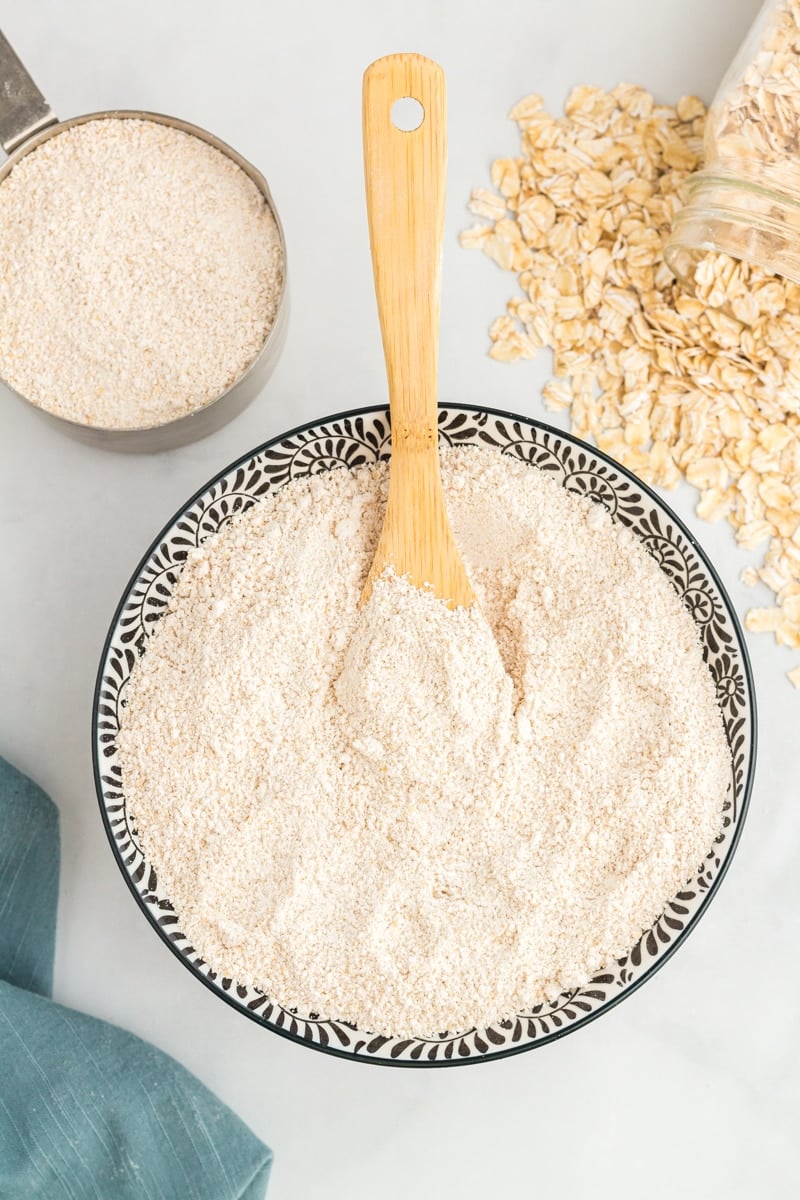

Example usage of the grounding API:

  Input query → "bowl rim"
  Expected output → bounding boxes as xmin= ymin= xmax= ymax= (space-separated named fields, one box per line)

xmin=92 ymin=402 xmax=757 ymax=1067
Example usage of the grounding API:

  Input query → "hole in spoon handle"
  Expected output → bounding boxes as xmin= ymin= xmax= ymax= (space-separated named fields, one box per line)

xmin=391 ymin=96 xmax=425 ymax=132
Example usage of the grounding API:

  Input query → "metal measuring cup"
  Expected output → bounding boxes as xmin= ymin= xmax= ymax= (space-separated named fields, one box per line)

xmin=0 ymin=29 xmax=288 ymax=451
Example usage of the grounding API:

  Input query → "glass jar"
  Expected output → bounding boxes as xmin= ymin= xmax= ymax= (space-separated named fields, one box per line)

xmin=665 ymin=0 xmax=800 ymax=286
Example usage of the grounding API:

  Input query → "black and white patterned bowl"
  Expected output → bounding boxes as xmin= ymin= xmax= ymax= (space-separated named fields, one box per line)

xmin=93 ymin=405 xmax=756 ymax=1066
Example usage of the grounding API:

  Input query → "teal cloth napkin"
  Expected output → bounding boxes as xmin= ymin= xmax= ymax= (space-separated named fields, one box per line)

xmin=0 ymin=756 xmax=273 ymax=1200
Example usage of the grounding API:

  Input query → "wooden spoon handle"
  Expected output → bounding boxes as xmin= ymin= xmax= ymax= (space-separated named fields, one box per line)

xmin=362 ymin=53 xmax=445 ymax=446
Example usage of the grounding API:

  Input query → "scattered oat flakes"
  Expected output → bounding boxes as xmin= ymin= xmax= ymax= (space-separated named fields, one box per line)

xmin=462 ymin=82 xmax=800 ymax=682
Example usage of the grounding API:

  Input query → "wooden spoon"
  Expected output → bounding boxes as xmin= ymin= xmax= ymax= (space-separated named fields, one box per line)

xmin=360 ymin=53 xmax=475 ymax=609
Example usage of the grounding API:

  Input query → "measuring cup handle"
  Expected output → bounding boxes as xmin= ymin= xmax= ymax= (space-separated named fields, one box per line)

xmin=0 ymin=28 xmax=58 ymax=155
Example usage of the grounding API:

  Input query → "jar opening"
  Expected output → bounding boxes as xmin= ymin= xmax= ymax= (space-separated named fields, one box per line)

xmin=665 ymin=172 xmax=800 ymax=288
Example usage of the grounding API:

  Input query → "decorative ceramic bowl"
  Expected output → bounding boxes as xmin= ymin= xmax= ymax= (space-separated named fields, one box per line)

xmin=93 ymin=405 xmax=756 ymax=1066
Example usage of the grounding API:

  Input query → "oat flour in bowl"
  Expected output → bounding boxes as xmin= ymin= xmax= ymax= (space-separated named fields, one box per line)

xmin=117 ymin=446 xmax=730 ymax=1038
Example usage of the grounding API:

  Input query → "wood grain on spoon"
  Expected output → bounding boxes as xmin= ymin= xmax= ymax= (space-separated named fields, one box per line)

xmin=361 ymin=52 xmax=475 ymax=609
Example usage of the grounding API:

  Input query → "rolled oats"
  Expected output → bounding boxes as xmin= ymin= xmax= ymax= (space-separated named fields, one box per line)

xmin=708 ymin=0 xmax=800 ymax=174
xmin=787 ymin=664 xmax=800 ymax=687
xmin=461 ymin=84 xmax=800 ymax=682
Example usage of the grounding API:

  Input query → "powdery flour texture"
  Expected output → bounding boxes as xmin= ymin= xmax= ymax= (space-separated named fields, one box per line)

xmin=118 ymin=447 xmax=730 ymax=1037
xmin=0 ymin=119 xmax=283 ymax=429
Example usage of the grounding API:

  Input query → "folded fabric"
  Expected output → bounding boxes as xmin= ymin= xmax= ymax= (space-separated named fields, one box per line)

xmin=0 ymin=756 xmax=272 ymax=1200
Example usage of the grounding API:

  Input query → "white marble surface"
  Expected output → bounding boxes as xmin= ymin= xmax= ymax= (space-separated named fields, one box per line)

xmin=1 ymin=0 xmax=798 ymax=1195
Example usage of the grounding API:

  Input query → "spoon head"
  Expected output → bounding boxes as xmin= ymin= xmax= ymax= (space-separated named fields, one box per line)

xmin=361 ymin=447 xmax=476 ymax=609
